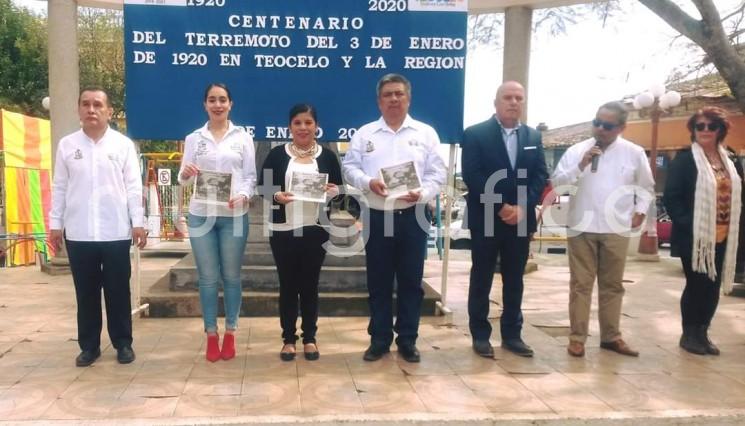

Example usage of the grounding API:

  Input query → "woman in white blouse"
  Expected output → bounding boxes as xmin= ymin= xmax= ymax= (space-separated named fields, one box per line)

xmin=178 ymin=83 xmax=256 ymax=362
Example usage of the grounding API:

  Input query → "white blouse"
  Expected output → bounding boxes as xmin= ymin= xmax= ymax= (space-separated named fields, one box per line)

xmin=178 ymin=121 xmax=256 ymax=217
xmin=270 ymin=144 xmax=323 ymax=231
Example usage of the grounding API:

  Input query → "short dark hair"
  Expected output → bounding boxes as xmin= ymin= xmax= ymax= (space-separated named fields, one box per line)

xmin=288 ymin=103 xmax=318 ymax=125
xmin=203 ymin=83 xmax=232 ymax=102
xmin=597 ymin=101 xmax=628 ymax=125
xmin=78 ymin=86 xmax=111 ymax=107
xmin=376 ymin=73 xmax=411 ymax=98
xmin=687 ymin=106 xmax=730 ymax=144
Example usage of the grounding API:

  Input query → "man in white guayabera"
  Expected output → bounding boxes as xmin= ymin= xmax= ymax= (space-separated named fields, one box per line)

xmin=50 ymin=87 xmax=146 ymax=367
xmin=551 ymin=101 xmax=655 ymax=358
xmin=343 ymin=73 xmax=446 ymax=364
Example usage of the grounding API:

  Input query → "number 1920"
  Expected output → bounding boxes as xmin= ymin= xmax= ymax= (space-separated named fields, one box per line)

xmin=172 ymin=53 xmax=207 ymax=66
xmin=186 ymin=0 xmax=225 ymax=7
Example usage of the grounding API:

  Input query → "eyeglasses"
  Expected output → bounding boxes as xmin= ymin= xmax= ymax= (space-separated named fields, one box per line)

xmin=592 ymin=119 xmax=620 ymax=131
xmin=694 ymin=122 xmax=721 ymax=132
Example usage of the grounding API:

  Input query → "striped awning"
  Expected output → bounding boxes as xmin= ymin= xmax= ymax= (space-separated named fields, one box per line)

xmin=1 ymin=109 xmax=53 ymax=265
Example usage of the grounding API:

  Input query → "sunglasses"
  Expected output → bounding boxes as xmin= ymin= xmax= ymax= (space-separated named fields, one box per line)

xmin=592 ymin=119 xmax=620 ymax=131
xmin=694 ymin=122 xmax=721 ymax=132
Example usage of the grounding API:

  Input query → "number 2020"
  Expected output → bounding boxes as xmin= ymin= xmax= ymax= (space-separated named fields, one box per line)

xmin=368 ymin=0 xmax=407 ymax=12
xmin=338 ymin=128 xmax=357 ymax=140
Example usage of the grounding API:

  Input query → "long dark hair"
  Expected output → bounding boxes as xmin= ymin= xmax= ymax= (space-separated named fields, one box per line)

xmin=203 ymin=83 xmax=232 ymax=102
xmin=288 ymin=103 xmax=318 ymax=124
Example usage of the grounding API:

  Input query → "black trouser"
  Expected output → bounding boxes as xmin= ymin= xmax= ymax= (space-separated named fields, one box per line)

xmin=468 ymin=228 xmax=530 ymax=342
xmin=680 ymin=242 xmax=725 ymax=327
xmin=364 ymin=208 xmax=427 ymax=347
xmin=65 ymin=239 xmax=133 ymax=352
xmin=269 ymin=226 xmax=329 ymax=344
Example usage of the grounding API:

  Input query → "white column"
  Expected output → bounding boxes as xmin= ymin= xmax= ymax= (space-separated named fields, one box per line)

xmin=48 ymin=0 xmax=79 ymax=266
xmin=48 ymin=0 xmax=80 ymax=157
xmin=503 ymin=6 xmax=533 ymax=121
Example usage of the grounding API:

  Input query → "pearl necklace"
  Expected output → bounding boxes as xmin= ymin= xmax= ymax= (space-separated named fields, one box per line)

xmin=289 ymin=142 xmax=318 ymax=158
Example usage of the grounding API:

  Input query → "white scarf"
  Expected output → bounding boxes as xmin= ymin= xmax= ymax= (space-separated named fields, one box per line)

xmin=691 ymin=142 xmax=742 ymax=293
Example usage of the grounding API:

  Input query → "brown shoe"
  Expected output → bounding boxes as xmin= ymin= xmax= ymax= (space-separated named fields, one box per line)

xmin=567 ymin=341 xmax=585 ymax=357
xmin=600 ymin=339 xmax=639 ymax=357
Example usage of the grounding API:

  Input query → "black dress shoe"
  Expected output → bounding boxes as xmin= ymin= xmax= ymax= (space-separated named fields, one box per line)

xmin=501 ymin=339 xmax=534 ymax=357
xmin=75 ymin=349 xmax=101 ymax=367
xmin=280 ymin=343 xmax=296 ymax=361
xmin=116 ymin=346 xmax=136 ymax=364
xmin=397 ymin=344 xmax=421 ymax=363
xmin=363 ymin=344 xmax=390 ymax=361
xmin=303 ymin=343 xmax=320 ymax=361
xmin=472 ymin=340 xmax=495 ymax=358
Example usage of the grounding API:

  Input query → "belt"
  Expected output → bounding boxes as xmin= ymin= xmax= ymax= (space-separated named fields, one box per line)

xmin=371 ymin=206 xmax=416 ymax=215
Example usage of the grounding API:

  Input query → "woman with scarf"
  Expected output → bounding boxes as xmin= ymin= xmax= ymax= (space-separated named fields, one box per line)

xmin=664 ymin=106 xmax=743 ymax=355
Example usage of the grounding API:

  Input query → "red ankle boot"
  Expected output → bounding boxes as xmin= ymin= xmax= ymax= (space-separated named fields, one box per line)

xmin=206 ymin=334 xmax=221 ymax=362
xmin=221 ymin=333 xmax=236 ymax=360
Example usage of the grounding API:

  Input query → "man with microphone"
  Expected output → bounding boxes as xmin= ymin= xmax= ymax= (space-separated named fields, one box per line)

xmin=551 ymin=101 xmax=655 ymax=358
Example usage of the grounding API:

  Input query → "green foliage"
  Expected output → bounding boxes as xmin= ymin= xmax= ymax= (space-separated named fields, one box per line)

xmin=0 ymin=0 xmax=48 ymax=117
xmin=0 ymin=4 xmax=126 ymax=121
xmin=78 ymin=8 xmax=125 ymax=119
xmin=138 ymin=140 xmax=181 ymax=153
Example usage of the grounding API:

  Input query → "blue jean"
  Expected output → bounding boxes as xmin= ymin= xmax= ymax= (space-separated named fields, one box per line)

xmin=188 ymin=214 xmax=249 ymax=333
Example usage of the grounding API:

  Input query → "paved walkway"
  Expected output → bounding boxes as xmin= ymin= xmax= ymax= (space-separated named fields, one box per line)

xmin=1 ymin=248 xmax=745 ymax=425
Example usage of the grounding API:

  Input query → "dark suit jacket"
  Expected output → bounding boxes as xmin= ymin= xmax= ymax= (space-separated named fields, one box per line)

xmin=258 ymin=144 xmax=343 ymax=225
xmin=663 ymin=146 xmax=745 ymax=258
xmin=461 ymin=117 xmax=548 ymax=236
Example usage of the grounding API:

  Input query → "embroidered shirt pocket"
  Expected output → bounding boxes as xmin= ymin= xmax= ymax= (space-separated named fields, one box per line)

xmin=106 ymin=151 xmax=125 ymax=171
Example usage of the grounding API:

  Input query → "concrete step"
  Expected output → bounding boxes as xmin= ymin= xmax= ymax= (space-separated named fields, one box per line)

xmin=145 ymin=274 xmax=441 ymax=317
xmin=241 ymin=248 xmax=366 ymax=267
xmin=170 ymin=265 xmax=367 ymax=292
xmin=169 ymin=255 xmax=367 ymax=292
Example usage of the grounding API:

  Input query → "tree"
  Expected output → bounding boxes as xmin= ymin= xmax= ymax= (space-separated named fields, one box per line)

xmin=467 ymin=1 xmax=621 ymax=50
xmin=0 ymin=0 xmax=48 ymax=117
xmin=0 ymin=5 xmax=128 ymax=119
xmin=78 ymin=8 xmax=125 ymax=119
xmin=639 ymin=0 xmax=745 ymax=113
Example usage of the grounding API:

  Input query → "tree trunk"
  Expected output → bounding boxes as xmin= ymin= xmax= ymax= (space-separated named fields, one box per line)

xmin=639 ymin=0 xmax=745 ymax=113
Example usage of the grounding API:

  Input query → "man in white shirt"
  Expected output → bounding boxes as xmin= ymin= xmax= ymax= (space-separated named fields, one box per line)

xmin=49 ymin=88 xmax=146 ymax=367
xmin=551 ymin=101 xmax=655 ymax=358
xmin=343 ymin=73 xmax=446 ymax=363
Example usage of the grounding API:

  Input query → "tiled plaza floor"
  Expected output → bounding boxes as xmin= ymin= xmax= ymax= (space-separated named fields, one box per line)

xmin=1 ymin=248 xmax=745 ymax=424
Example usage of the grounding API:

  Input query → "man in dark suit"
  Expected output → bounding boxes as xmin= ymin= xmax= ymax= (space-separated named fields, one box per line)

xmin=462 ymin=81 xmax=548 ymax=358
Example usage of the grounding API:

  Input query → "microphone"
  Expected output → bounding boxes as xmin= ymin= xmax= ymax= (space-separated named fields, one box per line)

xmin=590 ymin=141 xmax=601 ymax=173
